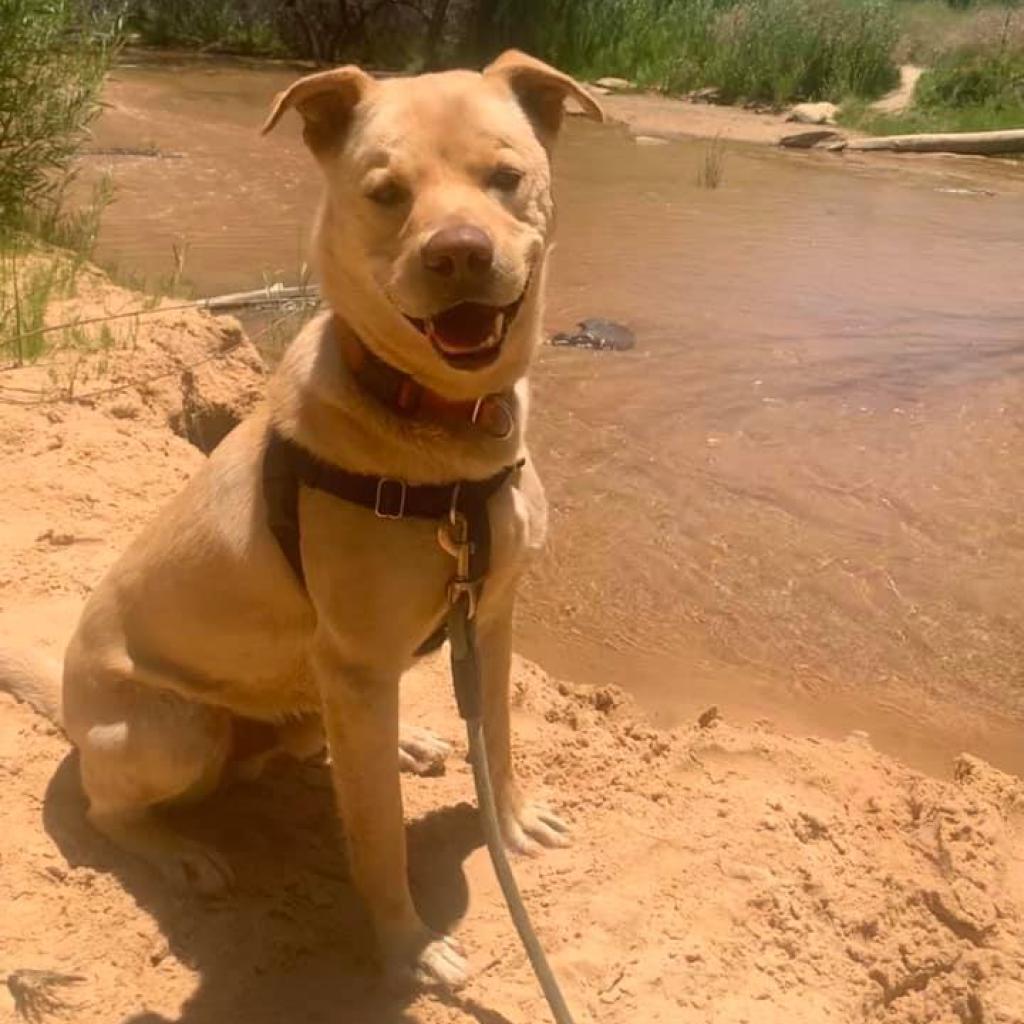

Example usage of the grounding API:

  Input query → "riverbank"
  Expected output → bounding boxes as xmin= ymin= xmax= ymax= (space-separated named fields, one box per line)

xmin=597 ymin=89 xmax=793 ymax=146
xmin=595 ymin=84 xmax=1024 ymax=178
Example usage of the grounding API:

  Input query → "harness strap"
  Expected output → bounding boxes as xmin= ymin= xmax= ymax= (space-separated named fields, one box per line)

xmin=262 ymin=428 xmax=522 ymax=655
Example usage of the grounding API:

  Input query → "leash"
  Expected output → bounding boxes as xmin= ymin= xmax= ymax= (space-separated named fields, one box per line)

xmin=262 ymin=417 xmax=576 ymax=1016
xmin=439 ymin=508 xmax=578 ymax=1024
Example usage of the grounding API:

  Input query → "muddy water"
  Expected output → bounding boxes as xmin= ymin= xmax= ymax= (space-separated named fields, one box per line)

xmin=82 ymin=53 xmax=1024 ymax=777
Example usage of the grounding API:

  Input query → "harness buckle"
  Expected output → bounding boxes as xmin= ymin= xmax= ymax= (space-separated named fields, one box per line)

xmin=374 ymin=477 xmax=407 ymax=519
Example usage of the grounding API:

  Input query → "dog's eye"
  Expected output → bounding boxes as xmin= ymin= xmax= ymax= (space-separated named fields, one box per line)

xmin=367 ymin=180 xmax=409 ymax=207
xmin=488 ymin=167 xmax=523 ymax=193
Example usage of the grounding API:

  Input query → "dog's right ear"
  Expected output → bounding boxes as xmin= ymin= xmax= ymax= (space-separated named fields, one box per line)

xmin=261 ymin=67 xmax=375 ymax=155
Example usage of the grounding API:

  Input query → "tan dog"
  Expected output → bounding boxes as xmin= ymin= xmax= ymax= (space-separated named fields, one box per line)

xmin=0 ymin=52 xmax=602 ymax=986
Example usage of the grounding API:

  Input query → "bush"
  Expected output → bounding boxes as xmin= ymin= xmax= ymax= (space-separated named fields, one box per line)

xmin=839 ymin=25 xmax=1024 ymax=135
xmin=124 ymin=0 xmax=434 ymax=64
xmin=0 ymin=0 xmax=120 ymax=235
xmin=499 ymin=0 xmax=899 ymax=105
xmin=127 ymin=0 xmax=281 ymax=55
xmin=704 ymin=0 xmax=900 ymax=103
xmin=914 ymin=44 xmax=1024 ymax=109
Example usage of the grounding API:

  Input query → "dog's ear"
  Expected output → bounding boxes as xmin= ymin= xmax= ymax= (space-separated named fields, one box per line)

xmin=261 ymin=66 xmax=375 ymax=154
xmin=484 ymin=50 xmax=604 ymax=144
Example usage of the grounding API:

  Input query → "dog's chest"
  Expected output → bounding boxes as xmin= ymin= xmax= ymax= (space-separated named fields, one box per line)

xmin=298 ymin=467 xmax=545 ymax=652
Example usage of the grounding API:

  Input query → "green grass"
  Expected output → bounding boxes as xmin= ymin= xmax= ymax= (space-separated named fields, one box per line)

xmin=893 ymin=1 xmax=1024 ymax=65
xmin=0 ymin=242 xmax=88 ymax=365
xmin=916 ymin=43 xmax=1024 ymax=108
xmin=840 ymin=97 xmax=1024 ymax=132
xmin=520 ymin=0 xmax=900 ymax=104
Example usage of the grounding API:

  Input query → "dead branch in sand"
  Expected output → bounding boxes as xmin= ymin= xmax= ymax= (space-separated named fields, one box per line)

xmin=2 ymin=286 xmax=321 ymax=363
xmin=197 ymin=284 xmax=321 ymax=311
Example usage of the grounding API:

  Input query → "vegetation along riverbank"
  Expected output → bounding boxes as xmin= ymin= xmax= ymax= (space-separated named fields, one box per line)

xmin=116 ymin=0 xmax=1023 ymax=135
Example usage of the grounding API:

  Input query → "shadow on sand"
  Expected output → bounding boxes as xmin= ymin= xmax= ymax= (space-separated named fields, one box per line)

xmin=42 ymin=751 xmax=507 ymax=1024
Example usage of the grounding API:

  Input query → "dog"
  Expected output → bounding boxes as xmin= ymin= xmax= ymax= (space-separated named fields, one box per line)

xmin=0 ymin=51 xmax=603 ymax=987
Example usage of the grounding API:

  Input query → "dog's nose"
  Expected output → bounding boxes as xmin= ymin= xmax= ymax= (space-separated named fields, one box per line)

xmin=421 ymin=224 xmax=494 ymax=278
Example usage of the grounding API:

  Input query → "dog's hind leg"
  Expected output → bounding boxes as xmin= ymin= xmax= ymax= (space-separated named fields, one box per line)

xmin=66 ymin=669 xmax=235 ymax=895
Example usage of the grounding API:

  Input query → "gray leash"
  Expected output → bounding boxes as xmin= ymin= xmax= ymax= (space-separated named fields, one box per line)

xmin=440 ymin=511 xmax=577 ymax=1024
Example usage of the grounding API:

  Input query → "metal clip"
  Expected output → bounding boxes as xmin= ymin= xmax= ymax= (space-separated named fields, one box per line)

xmin=437 ymin=509 xmax=477 ymax=618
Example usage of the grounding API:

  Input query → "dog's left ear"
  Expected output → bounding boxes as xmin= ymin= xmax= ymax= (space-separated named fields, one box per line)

xmin=261 ymin=66 xmax=376 ymax=155
xmin=484 ymin=50 xmax=604 ymax=144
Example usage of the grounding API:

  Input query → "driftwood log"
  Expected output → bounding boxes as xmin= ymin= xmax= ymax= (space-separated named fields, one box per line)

xmin=840 ymin=129 xmax=1024 ymax=156
xmin=196 ymin=284 xmax=321 ymax=311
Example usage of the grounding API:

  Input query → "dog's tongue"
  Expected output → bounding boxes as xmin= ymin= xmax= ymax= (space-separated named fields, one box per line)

xmin=428 ymin=303 xmax=500 ymax=350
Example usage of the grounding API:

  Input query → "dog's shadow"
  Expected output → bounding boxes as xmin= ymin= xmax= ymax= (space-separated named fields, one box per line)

xmin=43 ymin=752 xmax=506 ymax=1024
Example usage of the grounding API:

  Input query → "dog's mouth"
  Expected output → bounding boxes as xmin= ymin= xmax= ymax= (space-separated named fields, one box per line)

xmin=406 ymin=292 xmax=526 ymax=371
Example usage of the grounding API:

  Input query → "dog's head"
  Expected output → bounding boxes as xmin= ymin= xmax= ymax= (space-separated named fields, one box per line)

xmin=263 ymin=51 xmax=603 ymax=397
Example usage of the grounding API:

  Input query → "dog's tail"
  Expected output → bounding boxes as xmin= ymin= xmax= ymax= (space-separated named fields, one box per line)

xmin=0 ymin=646 xmax=63 ymax=726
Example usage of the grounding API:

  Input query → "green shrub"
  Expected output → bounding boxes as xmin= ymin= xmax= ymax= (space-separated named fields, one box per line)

xmin=705 ymin=0 xmax=900 ymax=103
xmin=128 ymin=0 xmax=281 ymax=55
xmin=0 ymin=0 xmax=120 ymax=235
xmin=839 ymin=30 xmax=1024 ymax=135
xmin=499 ymin=0 xmax=899 ymax=105
xmin=914 ymin=45 xmax=1024 ymax=109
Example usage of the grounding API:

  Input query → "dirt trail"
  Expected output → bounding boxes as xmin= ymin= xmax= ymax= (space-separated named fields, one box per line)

xmin=872 ymin=66 xmax=926 ymax=116
xmin=2 ymin=270 xmax=1024 ymax=1024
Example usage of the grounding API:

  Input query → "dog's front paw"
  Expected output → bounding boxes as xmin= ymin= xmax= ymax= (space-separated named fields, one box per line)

xmin=500 ymin=795 xmax=572 ymax=857
xmin=383 ymin=927 xmax=468 ymax=989
xmin=399 ymin=724 xmax=450 ymax=777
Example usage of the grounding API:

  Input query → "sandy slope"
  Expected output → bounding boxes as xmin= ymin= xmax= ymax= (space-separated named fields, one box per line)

xmin=2 ymin=271 xmax=1023 ymax=1024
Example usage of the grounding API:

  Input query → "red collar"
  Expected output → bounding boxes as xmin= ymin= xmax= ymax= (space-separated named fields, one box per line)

xmin=336 ymin=317 xmax=515 ymax=439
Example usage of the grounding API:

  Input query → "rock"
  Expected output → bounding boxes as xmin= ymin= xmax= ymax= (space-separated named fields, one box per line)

xmin=779 ymin=129 xmax=844 ymax=150
xmin=633 ymin=134 xmax=670 ymax=146
xmin=689 ymin=86 xmax=724 ymax=105
xmin=786 ymin=102 xmax=838 ymax=125
xmin=593 ymin=76 xmax=633 ymax=92
xmin=698 ymin=706 xmax=722 ymax=729
xmin=551 ymin=319 xmax=636 ymax=352
xmin=586 ymin=84 xmax=611 ymax=97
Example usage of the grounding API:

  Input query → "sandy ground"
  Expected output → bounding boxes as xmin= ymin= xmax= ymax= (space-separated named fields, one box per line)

xmin=596 ymin=91 xmax=792 ymax=146
xmin=2 ymin=270 xmax=1024 ymax=1024
xmin=593 ymin=64 xmax=919 ymax=146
